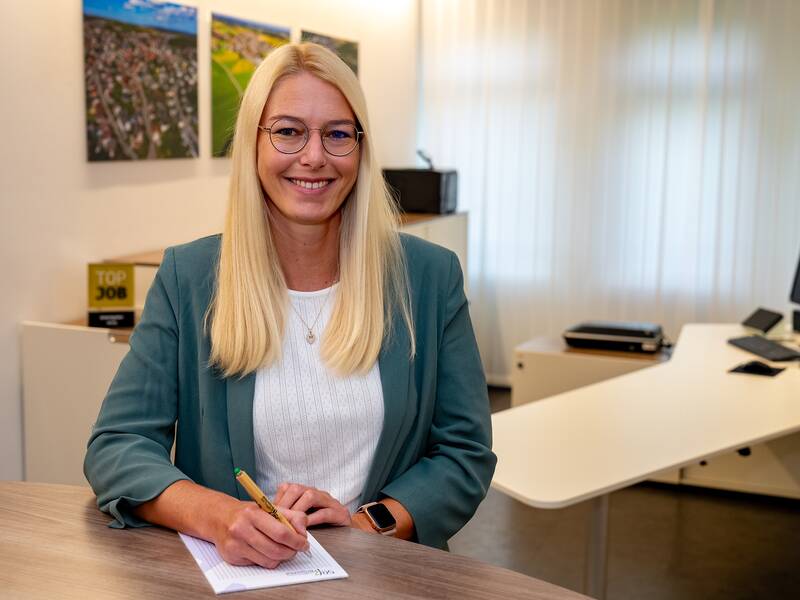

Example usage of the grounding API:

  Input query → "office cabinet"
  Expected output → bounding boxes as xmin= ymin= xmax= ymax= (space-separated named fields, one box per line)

xmin=511 ymin=337 xmax=668 ymax=407
xmin=21 ymin=323 xmax=130 ymax=485
xmin=681 ymin=434 xmax=800 ymax=499
xmin=400 ymin=213 xmax=468 ymax=296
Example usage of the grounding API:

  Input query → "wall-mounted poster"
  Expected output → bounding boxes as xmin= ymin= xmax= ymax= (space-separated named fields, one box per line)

xmin=83 ymin=0 xmax=198 ymax=161
xmin=301 ymin=30 xmax=358 ymax=76
xmin=211 ymin=14 xmax=290 ymax=157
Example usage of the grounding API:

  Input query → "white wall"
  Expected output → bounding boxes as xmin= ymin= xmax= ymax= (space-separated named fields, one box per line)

xmin=0 ymin=0 xmax=419 ymax=479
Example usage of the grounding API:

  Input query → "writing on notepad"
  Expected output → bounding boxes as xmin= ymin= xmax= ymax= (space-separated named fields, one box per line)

xmin=179 ymin=532 xmax=348 ymax=594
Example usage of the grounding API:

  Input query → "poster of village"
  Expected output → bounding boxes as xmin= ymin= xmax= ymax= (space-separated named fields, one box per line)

xmin=83 ymin=0 xmax=199 ymax=161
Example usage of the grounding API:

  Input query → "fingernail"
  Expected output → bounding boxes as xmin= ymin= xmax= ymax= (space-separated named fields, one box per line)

xmin=304 ymin=543 xmax=310 ymax=552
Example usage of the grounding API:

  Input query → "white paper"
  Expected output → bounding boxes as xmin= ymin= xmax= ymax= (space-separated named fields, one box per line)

xmin=179 ymin=532 xmax=348 ymax=594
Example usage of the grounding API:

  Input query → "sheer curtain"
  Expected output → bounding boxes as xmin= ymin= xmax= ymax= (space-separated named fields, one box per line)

xmin=419 ymin=0 xmax=800 ymax=383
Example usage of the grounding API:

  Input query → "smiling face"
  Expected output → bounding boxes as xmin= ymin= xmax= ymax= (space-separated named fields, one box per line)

xmin=257 ymin=72 xmax=361 ymax=229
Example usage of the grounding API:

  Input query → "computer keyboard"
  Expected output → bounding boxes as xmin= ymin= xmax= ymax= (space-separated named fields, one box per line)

xmin=728 ymin=335 xmax=800 ymax=362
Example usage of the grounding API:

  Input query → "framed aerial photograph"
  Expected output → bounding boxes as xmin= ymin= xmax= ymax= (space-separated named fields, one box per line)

xmin=300 ymin=30 xmax=358 ymax=76
xmin=211 ymin=14 xmax=290 ymax=157
xmin=83 ymin=0 xmax=198 ymax=161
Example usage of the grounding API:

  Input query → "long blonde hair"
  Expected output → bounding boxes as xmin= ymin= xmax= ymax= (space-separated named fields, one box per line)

xmin=207 ymin=43 xmax=414 ymax=377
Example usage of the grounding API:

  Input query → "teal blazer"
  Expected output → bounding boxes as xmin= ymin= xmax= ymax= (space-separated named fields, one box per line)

xmin=84 ymin=233 xmax=496 ymax=549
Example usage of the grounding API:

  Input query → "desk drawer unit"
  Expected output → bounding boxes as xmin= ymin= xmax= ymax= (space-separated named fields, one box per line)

xmin=682 ymin=433 xmax=800 ymax=499
xmin=511 ymin=337 xmax=667 ymax=407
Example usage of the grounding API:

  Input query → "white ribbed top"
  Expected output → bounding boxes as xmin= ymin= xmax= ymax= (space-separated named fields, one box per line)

xmin=252 ymin=284 xmax=385 ymax=513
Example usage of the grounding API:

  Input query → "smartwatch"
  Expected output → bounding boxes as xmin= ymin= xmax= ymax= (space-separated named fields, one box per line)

xmin=356 ymin=502 xmax=397 ymax=536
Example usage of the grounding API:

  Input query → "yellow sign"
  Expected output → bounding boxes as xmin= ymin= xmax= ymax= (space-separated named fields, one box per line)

xmin=88 ymin=264 xmax=135 ymax=310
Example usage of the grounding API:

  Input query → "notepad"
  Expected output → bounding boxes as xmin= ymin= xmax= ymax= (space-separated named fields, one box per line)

xmin=179 ymin=532 xmax=348 ymax=594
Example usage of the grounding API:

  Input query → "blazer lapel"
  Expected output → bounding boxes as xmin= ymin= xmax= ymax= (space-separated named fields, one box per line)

xmin=226 ymin=373 xmax=256 ymax=501
xmin=361 ymin=322 xmax=416 ymax=503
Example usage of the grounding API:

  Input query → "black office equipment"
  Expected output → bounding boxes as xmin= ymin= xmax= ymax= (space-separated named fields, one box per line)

xmin=729 ymin=360 xmax=785 ymax=377
xmin=563 ymin=321 xmax=664 ymax=353
xmin=383 ymin=169 xmax=458 ymax=214
xmin=790 ymin=245 xmax=800 ymax=332
xmin=791 ymin=245 xmax=800 ymax=304
xmin=741 ymin=307 xmax=783 ymax=334
xmin=727 ymin=335 xmax=800 ymax=362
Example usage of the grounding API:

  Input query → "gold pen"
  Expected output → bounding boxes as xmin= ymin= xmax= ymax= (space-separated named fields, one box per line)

xmin=234 ymin=467 xmax=298 ymax=534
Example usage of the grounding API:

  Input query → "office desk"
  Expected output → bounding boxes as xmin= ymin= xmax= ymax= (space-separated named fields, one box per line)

xmin=0 ymin=482 xmax=588 ymax=600
xmin=492 ymin=324 xmax=800 ymax=599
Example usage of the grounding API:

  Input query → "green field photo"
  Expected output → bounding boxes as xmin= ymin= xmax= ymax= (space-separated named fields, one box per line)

xmin=300 ymin=30 xmax=358 ymax=76
xmin=211 ymin=14 xmax=290 ymax=157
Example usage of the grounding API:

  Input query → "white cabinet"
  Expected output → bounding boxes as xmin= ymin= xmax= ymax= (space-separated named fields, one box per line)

xmin=401 ymin=213 xmax=468 ymax=295
xmin=21 ymin=214 xmax=468 ymax=486
xmin=21 ymin=323 xmax=130 ymax=485
xmin=511 ymin=337 xmax=667 ymax=407
xmin=681 ymin=434 xmax=800 ymax=499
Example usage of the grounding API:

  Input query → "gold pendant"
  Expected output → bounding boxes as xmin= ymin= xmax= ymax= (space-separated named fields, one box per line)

xmin=305 ymin=330 xmax=316 ymax=344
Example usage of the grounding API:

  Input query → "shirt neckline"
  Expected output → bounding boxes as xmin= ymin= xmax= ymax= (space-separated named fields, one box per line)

xmin=287 ymin=282 xmax=339 ymax=298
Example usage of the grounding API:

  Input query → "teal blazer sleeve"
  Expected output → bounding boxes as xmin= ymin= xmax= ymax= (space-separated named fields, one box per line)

xmin=377 ymin=240 xmax=496 ymax=548
xmin=84 ymin=247 xmax=190 ymax=527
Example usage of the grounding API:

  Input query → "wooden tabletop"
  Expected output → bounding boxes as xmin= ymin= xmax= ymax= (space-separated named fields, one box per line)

xmin=104 ymin=249 xmax=165 ymax=266
xmin=0 ymin=482 xmax=588 ymax=600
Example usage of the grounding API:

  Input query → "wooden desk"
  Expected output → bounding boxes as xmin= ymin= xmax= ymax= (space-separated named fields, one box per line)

xmin=492 ymin=323 xmax=800 ymax=599
xmin=0 ymin=482 xmax=588 ymax=600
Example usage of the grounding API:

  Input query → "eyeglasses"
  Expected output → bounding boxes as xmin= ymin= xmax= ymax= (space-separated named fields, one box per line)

xmin=257 ymin=117 xmax=364 ymax=157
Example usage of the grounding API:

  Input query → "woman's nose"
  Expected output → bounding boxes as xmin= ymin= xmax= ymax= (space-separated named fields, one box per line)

xmin=299 ymin=130 xmax=327 ymax=167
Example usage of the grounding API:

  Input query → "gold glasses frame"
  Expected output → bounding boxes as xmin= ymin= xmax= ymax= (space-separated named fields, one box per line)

xmin=257 ymin=118 xmax=364 ymax=157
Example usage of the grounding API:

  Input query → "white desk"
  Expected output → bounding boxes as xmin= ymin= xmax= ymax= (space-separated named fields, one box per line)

xmin=491 ymin=324 xmax=800 ymax=599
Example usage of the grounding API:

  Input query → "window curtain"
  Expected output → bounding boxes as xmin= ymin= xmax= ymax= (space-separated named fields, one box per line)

xmin=418 ymin=0 xmax=800 ymax=384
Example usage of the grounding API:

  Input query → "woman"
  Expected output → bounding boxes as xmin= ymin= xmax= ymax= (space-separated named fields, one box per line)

xmin=84 ymin=43 xmax=495 ymax=569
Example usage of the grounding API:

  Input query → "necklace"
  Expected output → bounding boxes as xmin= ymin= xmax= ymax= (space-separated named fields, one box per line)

xmin=289 ymin=279 xmax=336 ymax=345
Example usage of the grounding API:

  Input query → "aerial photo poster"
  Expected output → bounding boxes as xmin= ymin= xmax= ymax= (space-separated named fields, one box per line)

xmin=211 ymin=14 xmax=290 ymax=157
xmin=83 ymin=0 xmax=198 ymax=161
xmin=300 ymin=30 xmax=358 ymax=76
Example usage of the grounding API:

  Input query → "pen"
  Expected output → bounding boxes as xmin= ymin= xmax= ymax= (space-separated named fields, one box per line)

xmin=234 ymin=467 xmax=298 ymax=534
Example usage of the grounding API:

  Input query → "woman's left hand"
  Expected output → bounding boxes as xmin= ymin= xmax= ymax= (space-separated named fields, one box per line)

xmin=273 ymin=483 xmax=352 ymax=528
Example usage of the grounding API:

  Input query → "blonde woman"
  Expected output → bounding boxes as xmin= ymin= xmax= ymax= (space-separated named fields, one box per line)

xmin=85 ymin=43 xmax=495 ymax=568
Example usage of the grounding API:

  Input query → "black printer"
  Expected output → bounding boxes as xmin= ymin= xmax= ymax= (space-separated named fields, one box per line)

xmin=383 ymin=168 xmax=458 ymax=214
xmin=563 ymin=321 xmax=664 ymax=353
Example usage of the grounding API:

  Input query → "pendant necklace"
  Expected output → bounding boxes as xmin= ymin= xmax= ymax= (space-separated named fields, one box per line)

xmin=290 ymin=277 xmax=337 ymax=345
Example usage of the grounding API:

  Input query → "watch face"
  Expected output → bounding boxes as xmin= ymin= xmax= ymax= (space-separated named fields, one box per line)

xmin=366 ymin=503 xmax=396 ymax=529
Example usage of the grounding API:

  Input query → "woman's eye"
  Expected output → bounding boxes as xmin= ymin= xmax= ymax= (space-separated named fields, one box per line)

xmin=326 ymin=129 xmax=353 ymax=140
xmin=276 ymin=127 xmax=301 ymax=136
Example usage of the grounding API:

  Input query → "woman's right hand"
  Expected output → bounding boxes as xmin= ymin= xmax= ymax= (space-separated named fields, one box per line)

xmin=133 ymin=480 xmax=308 ymax=569
xmin=212 ymin=500 xmax=310 ymax=569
